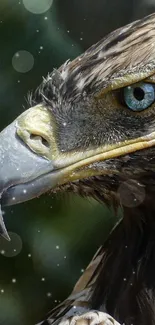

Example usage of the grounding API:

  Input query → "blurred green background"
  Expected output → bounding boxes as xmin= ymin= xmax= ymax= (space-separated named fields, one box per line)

xmin=0 ymin=0 xmax=154 ymax=324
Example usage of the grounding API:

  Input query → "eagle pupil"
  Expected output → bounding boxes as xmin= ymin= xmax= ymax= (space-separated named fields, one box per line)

xmin=133 ymin=87 xmax=144 ymax=101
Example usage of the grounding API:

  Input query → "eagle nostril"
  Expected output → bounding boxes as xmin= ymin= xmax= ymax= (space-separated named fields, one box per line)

xmin=29 ymin=133 xmax=50 ymax=148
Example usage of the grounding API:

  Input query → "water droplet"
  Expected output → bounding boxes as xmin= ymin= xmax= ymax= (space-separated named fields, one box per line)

xmin=46 ymin=292 xmax=52 ymax=298
xmin=56 ymin=245 xmax=59 ymax=249
xmin=118 ymin=180 xmax=145 ymax=208
xmin=0 ymin=232 xmax=22 ymax=257
xmin=41 ymin=277 xmax=45 ymax=282
xmin=12 ymin=278 xmax=16 ymax=283
xmin=1 ymin=289 xmax=4 ymax=293
xmin=12 ymin=50 xmax=34 ymax=73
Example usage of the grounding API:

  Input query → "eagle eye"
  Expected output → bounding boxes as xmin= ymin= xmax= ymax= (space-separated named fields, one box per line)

xmin=123 ymin=82 xmax=155 ymax=111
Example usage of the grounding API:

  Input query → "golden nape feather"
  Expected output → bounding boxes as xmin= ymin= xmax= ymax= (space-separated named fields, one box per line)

xmin=59 ymin=13 xmax=155 ymax=99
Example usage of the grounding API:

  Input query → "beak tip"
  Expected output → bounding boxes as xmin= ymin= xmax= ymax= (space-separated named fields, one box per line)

xmin=1 ymin=233 xmax=11 ymax=241
xmin=0 ymin=206 xmax=10 ymax=241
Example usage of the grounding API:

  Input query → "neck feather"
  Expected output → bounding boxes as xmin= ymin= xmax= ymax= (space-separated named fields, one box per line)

xmin=91 ymin=201 xmax=155 ymax=325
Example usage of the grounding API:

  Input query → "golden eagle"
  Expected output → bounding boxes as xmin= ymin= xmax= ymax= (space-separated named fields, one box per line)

xmin=0 ymin=12 xmax=155 ymax=325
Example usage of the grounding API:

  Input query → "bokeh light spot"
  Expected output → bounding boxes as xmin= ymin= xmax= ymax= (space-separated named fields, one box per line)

xmin=12 ymin=50 xmax=34 ymax=73
xmin=118 ymin=180 xmax=145 ymax=208
xmin=0 ymin=232 xmax=22 ymax=257
xmin=32 ymin=229 xmax=68 ymax=273
xmin=23 ymin=0 xmax=53 ymax=14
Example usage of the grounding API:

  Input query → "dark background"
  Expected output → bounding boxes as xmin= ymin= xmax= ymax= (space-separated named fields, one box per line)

xmin=0 ymin=1 xmax=154 ymax=324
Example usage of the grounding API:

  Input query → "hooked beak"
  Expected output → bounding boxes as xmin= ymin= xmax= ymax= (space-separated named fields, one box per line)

xmin=0 ymin=104 xmax=107 ymax=214
xmin=0 ymin=105 xmax=63 ymax=240
xmin=1 ymin=102 xmax=155 ymax=240
xmin=0 ymin=110 xmax=55 ymax=206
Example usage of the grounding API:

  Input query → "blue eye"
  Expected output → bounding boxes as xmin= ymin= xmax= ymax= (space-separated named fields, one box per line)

xmin=123 ymin=82 xmax=155 ymax=111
